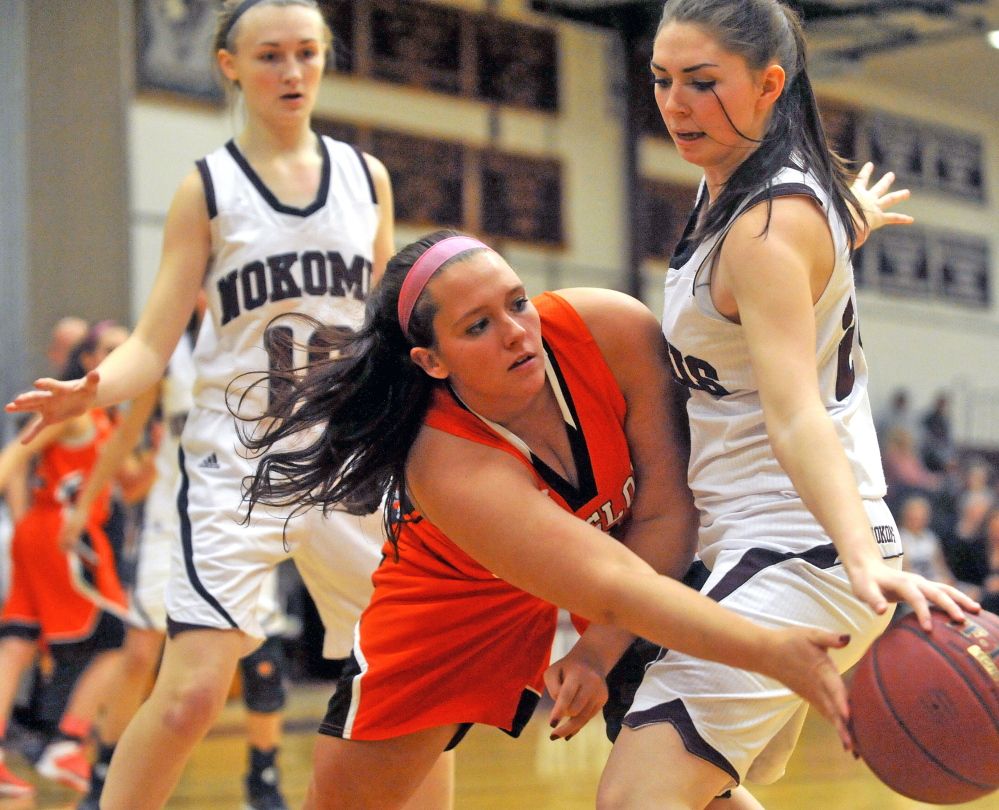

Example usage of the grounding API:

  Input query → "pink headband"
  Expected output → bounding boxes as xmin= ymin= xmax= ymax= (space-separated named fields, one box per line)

xmin=397 ymin=236 xmax=493 ymax=338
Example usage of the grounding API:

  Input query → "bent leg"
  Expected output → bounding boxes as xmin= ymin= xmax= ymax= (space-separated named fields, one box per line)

xmin=305 ymin=725 xmax=458 ymax=810
xmin=101 ymin=627 xmax=249 ymax=810
xmin=96 ymin=627 xmax=165 ymax=743
xmin=597 ymin=724 xmax=734 ymax=810
xmin=401 ymin=750 xmax=454 ymax=810
xmin=0 ymin=636 xmax=37 ymax=726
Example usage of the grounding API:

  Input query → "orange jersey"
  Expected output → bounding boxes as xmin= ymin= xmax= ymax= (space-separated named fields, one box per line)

xmin=1 ymin=410 xmax=126 ymax=642
xmin=334 ymin=292 xmax=635 ymax=741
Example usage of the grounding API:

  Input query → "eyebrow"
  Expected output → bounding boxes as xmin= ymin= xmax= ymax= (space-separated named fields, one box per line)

xmin=650 ymin=61 xmax=718 ymax=73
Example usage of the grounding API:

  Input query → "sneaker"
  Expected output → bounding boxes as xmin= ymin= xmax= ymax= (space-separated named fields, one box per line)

xmin=36 ymin=739 xmax=90 ymax=792
xmin=0 ymin=755 xmax=36 ymax=799
xmin=244 ymin=764 xmax=289 ymax=810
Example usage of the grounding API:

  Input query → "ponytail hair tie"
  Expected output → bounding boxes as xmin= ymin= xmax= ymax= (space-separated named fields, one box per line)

xmin=397 ymin=236 xmax=493 ymax=339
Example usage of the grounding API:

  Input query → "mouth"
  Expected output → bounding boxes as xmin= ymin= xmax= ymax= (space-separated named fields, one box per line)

xmin=672 ymin=130 xmax=705 ymax=143
xmin=281 ymin=92 xmax=304 ymax=101
xmin=508 ymin=354 xmax=535 ymax=371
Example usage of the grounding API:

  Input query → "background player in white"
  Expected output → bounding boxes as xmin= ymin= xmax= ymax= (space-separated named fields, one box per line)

xmin=4 ymin=2 xmax=458 ymax=809
xmin=61 ymin=298 xmax=299 ymax=810
xmin=570 ymin=1 xmax=980 ymax=809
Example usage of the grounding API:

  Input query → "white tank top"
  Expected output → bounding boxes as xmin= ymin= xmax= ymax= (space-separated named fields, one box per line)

xmin=192 ymin=135 xmax=379 ymax=415
xmin=143 ymin=330 xmax=196 ymax=530
xmin=660 ymin=165 xmax=886 ymax=545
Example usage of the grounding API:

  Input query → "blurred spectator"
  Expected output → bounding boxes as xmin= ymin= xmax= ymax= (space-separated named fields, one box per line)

xmin=942 ymin=459 xmax=993 ymax=590
xmin=921 ymin=392 xmax=955 ymax=473
xmin=882 ymin=425 xmax=939 ymax=514
xmin=876 ymin=388 xmax=917 ymax=449
xmin=898 ymin=495 xmax=953 ymax=584
xmin=981 ymin=510 xmax=999 ymax=615
xmin=45 ymin=317 xmax=89 ymax=376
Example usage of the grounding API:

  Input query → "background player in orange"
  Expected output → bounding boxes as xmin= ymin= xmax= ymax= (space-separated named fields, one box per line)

xmin=0 ymin=323 xmax=131 ymax=798
xmin=234 ymin=230 xmax=970 ymax=810
xmin=3 ymin=3 xmax=432 ymax=809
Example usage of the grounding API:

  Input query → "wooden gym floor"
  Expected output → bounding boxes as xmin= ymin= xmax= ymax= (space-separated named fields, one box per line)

xmin=5 ymin=682 xmax=999 ymax=810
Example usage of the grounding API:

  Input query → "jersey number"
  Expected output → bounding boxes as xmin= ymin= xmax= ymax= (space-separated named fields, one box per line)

xmin=835 ymin=299 xmax=856 ymax=402
xmin=263 ymin=325 xmax=345 ymax=407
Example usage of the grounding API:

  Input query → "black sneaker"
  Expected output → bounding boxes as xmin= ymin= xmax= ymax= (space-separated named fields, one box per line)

xmin=244 ymin=763 xmax=288 ymax=810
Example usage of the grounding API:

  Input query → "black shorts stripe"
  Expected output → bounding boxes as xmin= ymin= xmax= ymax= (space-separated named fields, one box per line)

xmin=176 ymin=446 xmax=238 ymax=629
xmin=705 ymin=543 xmax=841 ymax=604
xmin=319 ymin=651 xmax=362 ymax=737
xmin=623 ymin=698 xmax=740 ymax=784
xmin=0 ymin=621 xmax=41 ymax=641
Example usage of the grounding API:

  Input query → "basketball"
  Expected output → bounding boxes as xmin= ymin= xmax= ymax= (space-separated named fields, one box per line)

xmin=849 ymin=609 xmax=999 ymax=804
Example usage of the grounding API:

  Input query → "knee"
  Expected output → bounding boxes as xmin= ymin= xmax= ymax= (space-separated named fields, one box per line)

xmin=158 ymin=677 xmax=228 ymax=739
xmin=240 ymin=637 xmax=286 ymax=714
xmin=122 ymin=635 xmax=161 ymax=678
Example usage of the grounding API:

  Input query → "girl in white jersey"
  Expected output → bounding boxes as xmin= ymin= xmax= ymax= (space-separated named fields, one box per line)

xmin=6 ymin=3 xmax=453 ymax=809
xmin=566 ymin=2 xmax=979 ymax=808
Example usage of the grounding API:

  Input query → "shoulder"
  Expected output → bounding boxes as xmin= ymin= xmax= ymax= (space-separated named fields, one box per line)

xmin=552 ymin=288 xmax=662 ymax=352
xmin=361 ymin=152 xmax=393 ymax=203
xmin=550 ymin=288 xmax=666 ymax=394
xmin=170 ymin=169 xmax=211 ymax=221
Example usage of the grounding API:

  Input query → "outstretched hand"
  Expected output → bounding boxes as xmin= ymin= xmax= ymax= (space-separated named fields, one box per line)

xmin=851 ymin=162 xmax=914 ymax=244
xmin=544 ymin=647 xmax=610 ymax=742
xmin=767 ymin=627 xmax=853 ymax=751
xmin=848 ymin=557 xmax=979 ymax=632
xmin=5 ymin=371 xmax=100 ymax=444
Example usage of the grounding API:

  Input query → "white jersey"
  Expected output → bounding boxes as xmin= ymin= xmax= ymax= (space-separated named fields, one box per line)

xmin=143 ymin=331 xmax=196 ymax=534
xmin=192 ymin=135 xmax=379 ymax=415
xmin=661 ymin=165 xmax=887 ymax=562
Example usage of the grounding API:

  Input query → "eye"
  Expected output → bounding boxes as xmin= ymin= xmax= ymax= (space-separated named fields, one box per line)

xmin=511 ymin=296 xmax=528 ymax=312
xmin=466 ymin=318 xmax=488 ymax=336
xmin=653 ymin=77 xmax=671 ymax=88
xmin=692 ymin=80 xmax=716 ymax=91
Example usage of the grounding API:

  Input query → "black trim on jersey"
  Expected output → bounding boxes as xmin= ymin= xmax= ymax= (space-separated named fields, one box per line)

xmin=670 ymin=186 xmax=708 ymax=269
xmin=623 ymin=698 xmax=740 ymax=784
xmin=225 ymin=135 xmax=332 ymax=217
xmin=176 ymin=447 xmax=239 ymax=629
xmin=351 ymin=144 xmax=378 ymax=204
xmin=529 ymin=340 xmax=598 ymax=512
xmin=319 ymin=651 xmax=361 ymax=737
xmin=744 ymin=182 xmax=821 ymax=212
xmin=670 ymin=177 xmax=822 ymax=270
xmin=196 ymin=158 xmax=218 ymax=220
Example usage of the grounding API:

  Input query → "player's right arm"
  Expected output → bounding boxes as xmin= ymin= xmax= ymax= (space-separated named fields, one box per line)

xmin=406 ymin=428 xmax=853 ymax=747
xmin=6 ymin=171 xmax=210 ymax=442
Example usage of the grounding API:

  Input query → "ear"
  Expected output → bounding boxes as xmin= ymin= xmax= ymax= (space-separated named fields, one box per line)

xmin=757 ymin=63 xmax=786 ymax=110
xmin=410 ymin=346 xmax=449 ymax=380
xmin=217 ymin=49 xmax=239 ymax=84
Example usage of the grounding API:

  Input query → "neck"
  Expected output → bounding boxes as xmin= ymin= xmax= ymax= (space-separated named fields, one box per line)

xmin=237 ymin=119 xmax=316 ymax=157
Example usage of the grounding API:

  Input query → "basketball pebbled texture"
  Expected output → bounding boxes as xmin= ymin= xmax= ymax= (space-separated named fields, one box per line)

xmin=849 ymin=609 xmax=999 ymax=804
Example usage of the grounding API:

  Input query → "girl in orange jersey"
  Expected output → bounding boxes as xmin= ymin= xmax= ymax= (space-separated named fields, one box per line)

xmin=239 ymin=230 xmax=974 ymax=810
xmin=0 ymin=324 xmax=131 ymax=798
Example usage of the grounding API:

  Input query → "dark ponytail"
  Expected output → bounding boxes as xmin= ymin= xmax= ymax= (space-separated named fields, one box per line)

xmin=659 ymin=0 xmax=864 ymax=249
xmin=240 ymin=229 xmax=480 ymax=549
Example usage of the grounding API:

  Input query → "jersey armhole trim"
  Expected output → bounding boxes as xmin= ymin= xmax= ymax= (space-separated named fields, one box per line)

xmin=351 ymin=145 xmax=378 ymax=205
xmin=196 ymin=158 xmax=218 ymax=220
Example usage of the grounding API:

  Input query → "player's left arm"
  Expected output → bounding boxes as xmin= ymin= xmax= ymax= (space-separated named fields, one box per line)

xmin=363 ymin=153 xmax=395 ymax=288
xmin=722 ymin=197 xmax=976 ymax=631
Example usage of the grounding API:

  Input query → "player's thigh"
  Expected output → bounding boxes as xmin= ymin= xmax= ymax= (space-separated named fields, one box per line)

xmin=307 ymin=725 xmax=458 ymax=810
xmin=598 ymin=723 xmax=733 ymax=810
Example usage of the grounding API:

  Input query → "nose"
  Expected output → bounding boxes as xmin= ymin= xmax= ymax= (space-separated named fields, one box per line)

xmin=282 ymin=56 xmax=302 ymax=82
xmin=501 ymin=314 xmax=527 ymax=347
xmin=658 ymin=84 xmax=687 ymax=118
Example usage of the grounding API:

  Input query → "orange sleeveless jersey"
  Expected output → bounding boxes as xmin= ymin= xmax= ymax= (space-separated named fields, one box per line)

xmin=1 ymin=410 xmax=127 ymax=642
xmin=338 ymin=292 xmax=636 ymax=741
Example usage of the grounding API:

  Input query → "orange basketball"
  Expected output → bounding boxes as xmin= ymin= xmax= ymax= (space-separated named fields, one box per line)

xmin=849 ymin=609 xmax=999 ymax=804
